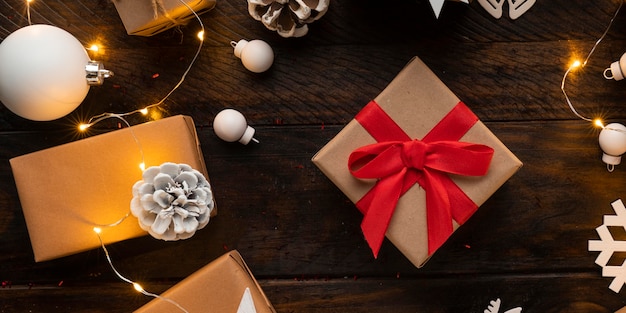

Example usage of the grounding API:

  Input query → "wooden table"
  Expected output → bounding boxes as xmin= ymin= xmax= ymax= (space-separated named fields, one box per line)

xmin=1 ymin=0 xmax=626 ymax=311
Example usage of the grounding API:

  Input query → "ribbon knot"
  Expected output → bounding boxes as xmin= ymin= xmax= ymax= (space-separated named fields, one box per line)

xmin=401 ymin=140 xmax=427 ymax=170
xmin=349 ymin=100 xmax=494 ymax=259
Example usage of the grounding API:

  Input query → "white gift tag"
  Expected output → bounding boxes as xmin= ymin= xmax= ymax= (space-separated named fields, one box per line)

xmin=237 ymin=287 xmax=257 ymax=313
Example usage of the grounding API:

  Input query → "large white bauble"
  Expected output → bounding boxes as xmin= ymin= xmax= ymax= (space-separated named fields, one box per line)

xmin=0 ymin=24 xmax=90 ymax=121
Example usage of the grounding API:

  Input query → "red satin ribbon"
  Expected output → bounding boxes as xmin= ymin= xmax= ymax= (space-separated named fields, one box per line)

xmin=349 ymin=100 xmax=494 ymax=258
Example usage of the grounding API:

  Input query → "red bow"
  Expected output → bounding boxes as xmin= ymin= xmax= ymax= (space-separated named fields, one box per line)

xmin=348 ymin=101 xmax=494 ymax=258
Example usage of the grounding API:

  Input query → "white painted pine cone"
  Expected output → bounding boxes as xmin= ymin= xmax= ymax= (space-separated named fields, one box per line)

xmin=130 ymin=162 xmax=214 ymax=240
xmin=248 ymin=0 xmax=330 ymax=38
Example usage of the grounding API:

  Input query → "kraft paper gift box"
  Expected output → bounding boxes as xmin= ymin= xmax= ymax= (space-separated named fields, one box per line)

xmin=112 ymin=0 xmax=216 ymax=36
xmin=135 ymin=250 xmax=276 ymax=313
xmin=10 ymin=115 xmax=214 ymax=262
xmin=312 ymin=57 xmax=522 ymax=268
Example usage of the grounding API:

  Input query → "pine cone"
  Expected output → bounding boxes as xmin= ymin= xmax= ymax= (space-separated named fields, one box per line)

xmin=130 ymin=162 xmax=214 ymax=241
xmin=248 ymin=0 xmax=330 ymax=38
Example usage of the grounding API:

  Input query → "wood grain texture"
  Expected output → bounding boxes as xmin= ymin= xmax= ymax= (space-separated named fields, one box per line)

xmin=1 ymin=0 xmax=626 ymax=312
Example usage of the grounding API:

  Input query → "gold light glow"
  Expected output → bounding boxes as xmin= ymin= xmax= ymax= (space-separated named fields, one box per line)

xmin=133 ymin=283 xmax=144 ymax=293
xmin=78 ymin=123 xmax=91 ymax=131
xmin=594 ymin=119 xmax=605 ymax=128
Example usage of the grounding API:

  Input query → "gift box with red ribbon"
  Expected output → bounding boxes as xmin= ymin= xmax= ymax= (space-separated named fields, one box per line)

xmin=312 ymin=57 xmax=522 ymax=268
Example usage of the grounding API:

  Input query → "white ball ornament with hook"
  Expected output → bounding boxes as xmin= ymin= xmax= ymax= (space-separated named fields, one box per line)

xmin=604 ymin=52 xmax=626 ymax=81
xmin=599 ymin=123 xmax=626 ymax=171
xmin=231 ymin=39 xmax=274 ymax=73
xmin=0 ymin=24 xmax=112 ymax=121
xmin=213 ymin=109 xmax=259 ymax=145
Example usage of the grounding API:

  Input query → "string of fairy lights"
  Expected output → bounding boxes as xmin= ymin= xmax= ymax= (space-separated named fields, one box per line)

xmin=561 ymin=0 xmax=625 ymax=172
xmin=561 ymin=0 xmax=623 ymax=124
xmin=76 ymin=2 xmax=206 ymax=133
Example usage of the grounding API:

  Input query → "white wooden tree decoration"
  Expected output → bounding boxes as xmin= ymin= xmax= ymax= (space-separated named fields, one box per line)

xmin=484 ymin=298 xmax=522 ymax=313
xmin=237 ymin=287 xmax=257 ymax=313
xmin=589 ymin=199 xmax=626 ymax=293
xmin=428 ymin=0 xmax=469 ymax=18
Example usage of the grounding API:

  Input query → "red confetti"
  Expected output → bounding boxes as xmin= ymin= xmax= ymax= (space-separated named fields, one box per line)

xmin=396 ymin=272 xmax=400 ymax=279
xmin=294 ymin=164 xmax=304 ymax=169
xmin=353 ymin=275 xmax=358 ymax=281
xmin=112 ymin=84 xmax=121 ymax=88
xmin=222 ymin=244 xmax=229 ymax=251
xmin=152 ymin=73 xmax=160 ymax=79
xmin=58 ymin=281 xmax=64 ymax=287
xmin=321 ymin=122 xmax=325 ymax=130
xmin=464 ymin=244 xmax=471 ymax=249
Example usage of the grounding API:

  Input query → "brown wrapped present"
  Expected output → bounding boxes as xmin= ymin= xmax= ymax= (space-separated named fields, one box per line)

xmin=134 ymin=250 xmax=276 ymax=313
xmin=112 ymin=0 xmax=216 ymax=36
xmin=10 ymin=115 xmax=213 ymax=262
xmin=312 ymin=57 xmax=522 ymax=268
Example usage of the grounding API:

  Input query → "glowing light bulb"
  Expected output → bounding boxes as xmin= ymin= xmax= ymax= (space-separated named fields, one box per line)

xmin=133 ymin=283 xmax=144 ymax=292
xmin=93 ymin=227 xmax=102 ymax=234
xmin=595 ymin=119 xmax=605 ymax=128
xmin=140 ymin=108 xmax=149 ymax=115
xmin=213 ymin=109 xmax=258 ymax=145
xmin=197 ymin=31 xmax=204 ymax=41
xmin=88 ymin=44 xmax=99 ymax=52
xmin=598 ymin=123 xmax=626 ymax=171
xmin=139 ymin=162 xmax=145 ymax=171
xmin=571 ymin=60 xmax=581 ymax=68
xmin=78 ymin=123 xmax=91 ymax=131
xmin=231 ymin=39 xmax=274 ymax=73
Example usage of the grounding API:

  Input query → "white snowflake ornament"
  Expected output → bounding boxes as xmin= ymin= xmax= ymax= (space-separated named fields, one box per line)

xmin=131 ymin=162 xmax=214 ymax=241
xmin=477 ymin=0 xmax=535 ymax=20
xmin=484 ymin=298 xmax=522 ymax=313
xmin=589 ymin=199 xmax=626 ymax=293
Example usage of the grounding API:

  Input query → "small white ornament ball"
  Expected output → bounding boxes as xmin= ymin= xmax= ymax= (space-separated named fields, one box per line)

xmin=231 ymin=39 xmax=274 ymax=73
xmin=0 ymin=24 xmax=91 ymax=121
xmin=213 ymin=109 xmax=257 ymax=145
xmin=599 ymin=123 xmax=626 ymax=167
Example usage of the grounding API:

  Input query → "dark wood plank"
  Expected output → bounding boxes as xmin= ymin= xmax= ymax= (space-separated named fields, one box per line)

xmin=1 ymin=0 xmax=626 ymax=312
xmin=0 ymin=275 xmax=623 ymax=312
